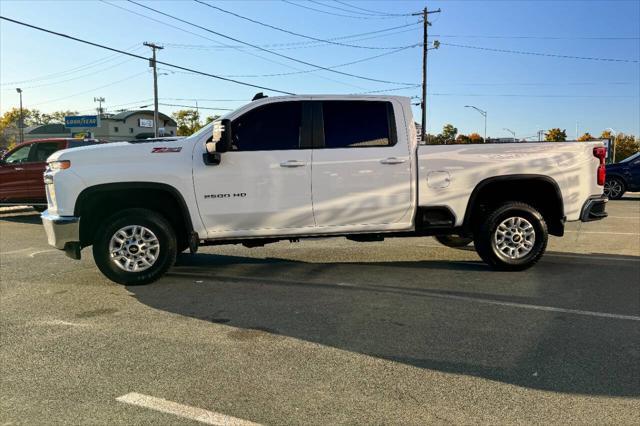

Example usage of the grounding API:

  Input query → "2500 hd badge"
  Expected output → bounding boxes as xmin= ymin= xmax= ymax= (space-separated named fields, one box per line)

xmin=204 ymin=193 xmax=247 ymax=199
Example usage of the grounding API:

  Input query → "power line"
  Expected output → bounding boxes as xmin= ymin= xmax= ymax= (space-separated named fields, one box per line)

xmin=0 ymin=44 xmax=143 ymax=86
xmin=127 ymin=0 xmax=416 ymax=85
xmin=158 ymin=103 xmax=234 ymax=110
xmin=356 ymin=84 xmax=421 ymax=94
xmin=195 ymin=0 xmax=413 ymax=50
xmin=424 ymin=92 xmax=639 ymax=98
xmin=0 ymin=16 xmax=296 ymax=95
xmin=31 ymin=71 xmax=150 ymax=106
xmin=433 ymin=34 xmax=640 ymax=40
xmin=5 ymin=58 xmax=137 ymax=90
xmin=282 ymin=0 xmax=404 ymax=19
xmin=161 ymin=45 xmax=416 ymax=78
xmin=101 ymin=0 xmax=367 ymax=90
xmin=161 ymin=26 xmax=420 ymax=52
xmin=332 ymin=0 xmax=410 ymax=17
xmin=441 ymin=42 xmax=639 ymax=63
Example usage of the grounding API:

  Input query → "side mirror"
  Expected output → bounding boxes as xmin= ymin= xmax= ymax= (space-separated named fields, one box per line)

xmin=203 ymin=119 xmax=232 ymax=166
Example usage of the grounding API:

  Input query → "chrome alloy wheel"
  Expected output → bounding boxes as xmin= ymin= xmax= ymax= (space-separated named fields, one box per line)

xmin=604 ymin=179 xmax=623 ymax=199
xmin=109 ymin=225 xmax=160 ymax=272
xmin=494 ymin=216 xmax=536 ymax=260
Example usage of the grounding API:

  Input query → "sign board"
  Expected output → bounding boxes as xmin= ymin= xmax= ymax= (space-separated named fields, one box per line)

xmin=71 ymin=131 xmax=92 ymax=139
xmin=65 ymin=115 xmax=99 ymax=128
xmin=139 ymin=118 xmax=154 ymax=128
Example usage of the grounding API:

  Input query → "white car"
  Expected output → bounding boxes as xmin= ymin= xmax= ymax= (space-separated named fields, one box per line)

xmin=41 ymin=95 xmax=608 ymax=284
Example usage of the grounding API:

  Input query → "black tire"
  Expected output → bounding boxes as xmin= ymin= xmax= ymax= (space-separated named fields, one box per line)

xmin=435 ymin=235 xmax=473 ymax=248
xmin=93 ymin=208 xmax=177 ymax=285
xmin=604 ymin=176 xmax=625 ymax=200
xmin=32 ymin=205 xmax=47 ymax=213
xmin=474 ymin=202 xmax=548 ymax=271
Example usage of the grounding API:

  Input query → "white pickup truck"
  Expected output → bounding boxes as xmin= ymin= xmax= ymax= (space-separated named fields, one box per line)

xmin=41 ymin=95 xmax=608 ymax=285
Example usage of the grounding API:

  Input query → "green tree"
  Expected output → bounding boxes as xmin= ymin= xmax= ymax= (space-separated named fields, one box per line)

xmin=612 ymin=133 xmax=640 ymax=162
xmin=172 ymin=109 xmax=202 ymax=136
xmin=577 ymin=132 xmax=594 ymax=141
xmin=455 ymin=134 xmax=470 ymax=144
xmin=441 ymin=124 xmax=458 ymax=143
xmin=204 ymin=115 xmax=220 ymax=125
xmin=545 ymin=128 xmax=567 ymax=142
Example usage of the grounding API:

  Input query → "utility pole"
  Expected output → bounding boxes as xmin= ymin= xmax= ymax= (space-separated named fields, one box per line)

xmin=144 ymin=42 xmax=164 ymax=138
xmin=16 ymin=88 xmax=23 ymax=144
xmin=412 ymin=6 xmax=440 ymax=143
xmin=94 ymin=96 xmax=105 ymax=116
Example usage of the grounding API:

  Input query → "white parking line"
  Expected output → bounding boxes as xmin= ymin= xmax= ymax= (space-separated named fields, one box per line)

xmin=564 ymin=230 xmax=640 ymax=235
xmin=116 ymin=392 xmax=261 ymax=426
xmin=546 ymin=253 xmax=638 ymax=262
xmin=28 ymin=249 xmax=57 ymax=258
xmin=418 ymin=291 xmax=640 ymax=321
xmin=0 ymin=247 xmax=34 ymax=255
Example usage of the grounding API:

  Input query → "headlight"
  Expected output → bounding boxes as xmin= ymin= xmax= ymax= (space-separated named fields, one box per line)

xmin=48 ymin=160 xmax=71 ymax=170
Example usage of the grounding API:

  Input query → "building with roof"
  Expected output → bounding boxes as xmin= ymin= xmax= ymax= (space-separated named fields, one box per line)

xmin=23 ymin=110 xmax=177 ymax=142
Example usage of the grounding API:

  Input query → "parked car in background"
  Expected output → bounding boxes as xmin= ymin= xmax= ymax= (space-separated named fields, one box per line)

xmin=0 ymin=138 xmax=103 ymax=211
xmin=604 ymin=152 xmax=640 ymax=199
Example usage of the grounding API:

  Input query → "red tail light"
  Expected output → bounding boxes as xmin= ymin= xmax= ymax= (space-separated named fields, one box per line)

xmin=593 ymin=147 xmax=606 ymax=186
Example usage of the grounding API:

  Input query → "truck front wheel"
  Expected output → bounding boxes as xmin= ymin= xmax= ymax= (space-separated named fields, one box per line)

xmin=93 ymin=208 xmax=177 ymax=285
xmin=474 ymin=202 xmax=548 ymax=271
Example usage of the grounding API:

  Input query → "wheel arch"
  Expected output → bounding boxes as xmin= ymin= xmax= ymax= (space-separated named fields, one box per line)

xmin=74 ymin=182 xmax=194 ymax=247
xmin=462 ymin=174 xmax=565 ymax=236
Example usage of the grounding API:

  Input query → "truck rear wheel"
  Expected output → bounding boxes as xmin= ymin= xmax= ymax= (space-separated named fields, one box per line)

xmin=93 ymin=208 xmax=177 ymax=285
xmin=474 ymin=202 xmax=547 ymax=271
xmin=435 ymin=235 xmax=473 ymax=248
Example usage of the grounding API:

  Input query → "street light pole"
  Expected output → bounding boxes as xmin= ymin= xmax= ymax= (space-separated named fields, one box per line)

xmin=465 ymin=105 xmax=487 ymax=142
xmin=16 ymin=88 xmax=23 ymax=144
xmin=604 ymin=127 xmax=617 ymax=163
xmin=503 ymin=127 xmax=516 ymax=141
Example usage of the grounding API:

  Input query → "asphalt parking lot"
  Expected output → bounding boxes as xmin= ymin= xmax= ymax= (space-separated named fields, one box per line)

xmin=1 ymin=197 xmax=639 ymax=425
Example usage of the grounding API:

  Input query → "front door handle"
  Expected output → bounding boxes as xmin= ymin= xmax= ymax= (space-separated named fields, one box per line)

xmin=280 ymin=160 xmax=306 ymax=168
xmin=380 ymin=157 xmax=406 ymax=165
xmin=13 ymin=167 xmax=24 ymax=171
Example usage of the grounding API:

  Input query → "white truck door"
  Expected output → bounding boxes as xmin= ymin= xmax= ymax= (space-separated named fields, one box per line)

xmin=311 ymin=99 xmax=413 ymax=229
xmin=193 ymin=101 xmax=315 ymax=235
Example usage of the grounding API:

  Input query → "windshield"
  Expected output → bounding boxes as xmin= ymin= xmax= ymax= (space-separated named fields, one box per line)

xmin=190 ymin=122 xmax=214 ymax=140
xmin=620 ymin=152 xmax=639 ymax=163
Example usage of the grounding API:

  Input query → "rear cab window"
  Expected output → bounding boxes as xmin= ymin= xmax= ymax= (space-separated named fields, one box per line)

xmin=319 ymin=100 xmax=397 ymax=149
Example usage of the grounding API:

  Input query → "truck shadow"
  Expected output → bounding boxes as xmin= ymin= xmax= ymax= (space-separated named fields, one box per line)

xmin=128 ymin=251 xmax=640 ymax=398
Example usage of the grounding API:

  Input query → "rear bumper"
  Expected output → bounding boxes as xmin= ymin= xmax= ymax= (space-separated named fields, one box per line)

xmin=580 ymin=195 xmax=608 ymax=222
xmin=41 ymin=210 xmax=81 ymax=255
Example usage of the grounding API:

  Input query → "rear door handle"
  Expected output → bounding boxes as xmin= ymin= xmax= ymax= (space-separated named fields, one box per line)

xmin=280 ymin=160 xmax=306 ymax=168
xmin=380 ymin=157 xmax=406 ymax=165
xmin=13 ymin=167 xmax=24 ymax=171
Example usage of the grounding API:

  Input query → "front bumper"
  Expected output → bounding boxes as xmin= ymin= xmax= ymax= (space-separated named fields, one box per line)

xmin=41 ymin=210 xmax=81 ymax=255
xmin=580 ymin=195 xmax=608 ymax=222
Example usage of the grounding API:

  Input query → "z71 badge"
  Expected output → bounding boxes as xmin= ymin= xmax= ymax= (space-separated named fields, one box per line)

xmin=151 ymin=147 xmax=182 ymax=153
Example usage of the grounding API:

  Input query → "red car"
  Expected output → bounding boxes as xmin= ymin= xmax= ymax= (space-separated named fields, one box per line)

xmin=0 ymin=138 xmax=102 ymax=211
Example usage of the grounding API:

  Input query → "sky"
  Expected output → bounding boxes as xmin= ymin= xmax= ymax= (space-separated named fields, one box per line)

xmin=1 ymin=0 xmax=639 ymax=140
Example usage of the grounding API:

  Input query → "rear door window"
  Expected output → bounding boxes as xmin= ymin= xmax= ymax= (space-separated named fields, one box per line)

xmin=320 ymin=101 xmax=396 ymax=148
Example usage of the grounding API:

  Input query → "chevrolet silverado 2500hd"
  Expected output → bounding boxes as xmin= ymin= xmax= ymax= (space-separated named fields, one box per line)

xmin=41 ymin=95 xmax=608 ymax=285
